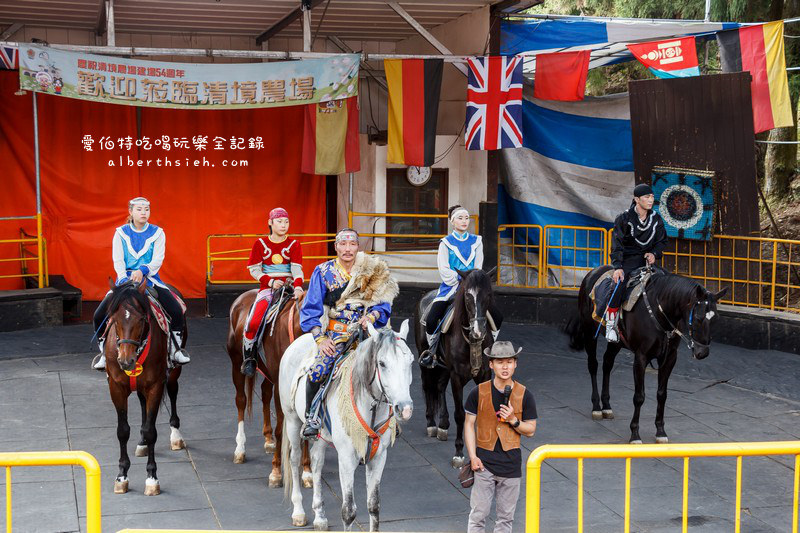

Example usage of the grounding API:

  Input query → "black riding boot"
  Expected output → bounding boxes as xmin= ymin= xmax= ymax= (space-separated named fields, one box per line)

xmin=240 ymin=343 xmax=257 ymax=377
xmin=419 ymin=332 xmax=439 ymax=369
xmin=302 ymin=377 xmax=323 ymax=439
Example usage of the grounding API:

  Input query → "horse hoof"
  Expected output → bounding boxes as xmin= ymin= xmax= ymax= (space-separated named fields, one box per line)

xmin=268 ymin=473 xmax=283 ymax=488
xmin=426 ymin=426 xmax=437 ymax=438
xmin=437 ymin=428 xmax=448 ymax=441
xmin=135 ymin=445 xmax=148 ymax=457
xmin=170 ymin=439 xmax=185 ymax=451
xmin=655 ymin=436 xmax=669 ymax=444
xmin=313 ymin=518 xmax=329 ymax=531
xmin=302 ymin=471 xmax=313 ymax=489
xmin=292 ymin=514 xmax=307 ymax=527
xmin=113 ymin=479 xmax=128 ymax=494
xmin=143 ymin=478 xmax=160 ymax=496
xmin=630 ymin=439 xmax=643 ymax=445
xmin=233 ymin=452 xmax=246 ymax=464
xmin=602 ymin=410 xmax=614 ymax=420
xmin=591 ymin=411 xmax=603 ymax=420
xmin=451 ymin=456 xmax=466 ymax=469
xmin=264 ymin=440 xmax=276 ymax=454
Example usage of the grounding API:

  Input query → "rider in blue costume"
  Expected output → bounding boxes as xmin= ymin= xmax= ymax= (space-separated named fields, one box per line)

xmin=92 ymin=197 xmax=190 ymax=370
xmin=299 ymin=228 xmax=398 ymax=438
xmin=419 ymin=205 xmax=502 ymax=369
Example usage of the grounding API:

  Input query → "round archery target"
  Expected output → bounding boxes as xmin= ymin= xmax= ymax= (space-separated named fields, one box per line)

xmin=658 ymin=184 xmax=704 ymax=229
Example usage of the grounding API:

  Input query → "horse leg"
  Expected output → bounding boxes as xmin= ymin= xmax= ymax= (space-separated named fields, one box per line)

xmin=286 ymin=416 xmax=307 ymax=526
xmin=111 ymin=388 xmax=131 ymax=494
xmin=302 ymin=441 xmax=313 ymax=488
xmin=310 ymin=438 xmax=328 ymax=531
xmin=142 ymin=386 xmax=162 ymax=496
xmin=421 ymin=368 xmax=438 ymax=437
xmin=655 ymin=350 xmax=677 ymax=444
xmin=167 ymin=367 xmax=185 ymax=450
xmin=261 ymin=376 xmax=276 ymax=453
xmin=269 ymin=385 xmax=284 ymax=488
xmin=437 ymin=367 xmax=450 ymax=441
xmin=629 ymin=356 xmax=646 ymax=444
xmin=365 ymin=446 xmax=388 ymax=532
xmin=586 ymin=331 xmax=602 ymax=420
xmin=450 ymin=373 xmax=467 ymax=469
xmin=232 ymin=362 xmax=247 ymax=464
xmin=135 ymin=391 xmax=148 ymax=457
xmin=338 ymin=454 xmax=359 ymax=531
xmin=600 ymin=342 xmax=622 ymax=420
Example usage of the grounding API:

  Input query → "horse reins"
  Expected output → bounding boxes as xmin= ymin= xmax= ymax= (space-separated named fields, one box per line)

xmin=641 ymin=286 xmax=711 ymax=351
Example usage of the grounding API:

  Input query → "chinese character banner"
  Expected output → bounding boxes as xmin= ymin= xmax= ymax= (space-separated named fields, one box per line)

xmin=18 ymin=44 xmax=360 ymax=110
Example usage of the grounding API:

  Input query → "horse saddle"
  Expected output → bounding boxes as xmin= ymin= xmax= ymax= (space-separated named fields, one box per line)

xmin=590 ymin=267 xmax=656 ymax=325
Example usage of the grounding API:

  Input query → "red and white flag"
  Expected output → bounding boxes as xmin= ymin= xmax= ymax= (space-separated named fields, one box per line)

xmin=627 ymin=37 xmax=700 ymax=78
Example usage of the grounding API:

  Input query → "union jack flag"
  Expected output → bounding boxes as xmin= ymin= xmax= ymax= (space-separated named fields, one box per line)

xmin=0 ymin=45 xmax=18 ymax=70
xmin=465 ymin=55 xmax=524 ymax=151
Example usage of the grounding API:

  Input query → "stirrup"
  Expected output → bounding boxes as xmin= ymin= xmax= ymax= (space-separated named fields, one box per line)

xmin=302 ymin=419 xmax=320 ymax=439
xmin=171 ymin=348 xmax=191 ymax=365
xmin=419 ymin=349 xmax=436 ymax=369
xmin=240 ymin=357 xmax=256 ymax=377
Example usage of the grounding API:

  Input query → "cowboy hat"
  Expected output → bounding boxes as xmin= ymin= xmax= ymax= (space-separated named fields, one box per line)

xmin=483 ymin=341 xmax=522 ymax=359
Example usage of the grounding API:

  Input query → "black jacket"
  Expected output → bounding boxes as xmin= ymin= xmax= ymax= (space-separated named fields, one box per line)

xmin=610 ymin=206 xmax=668 ymax=272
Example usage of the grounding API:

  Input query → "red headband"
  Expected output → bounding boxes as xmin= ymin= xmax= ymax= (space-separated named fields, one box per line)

xmin=269 ymin=207 xmax=289 ymax=221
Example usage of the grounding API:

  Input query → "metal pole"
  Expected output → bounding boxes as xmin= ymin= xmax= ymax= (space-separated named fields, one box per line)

xmin=106 ymin=0 xmax=115 ymax=47
xmin=704 ymin=0 xmax=711 ymax=22
xmin=32 ymin=94 xmax=43 ymax=289
xmin=348 ymin=171 xmax=354 ymax=215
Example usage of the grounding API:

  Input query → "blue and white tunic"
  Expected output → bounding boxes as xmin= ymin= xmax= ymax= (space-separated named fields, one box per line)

xmin=434 ymin=231 xmax=483 ymax=303
xmin=112 ymin=223 xmax=168 ymax=288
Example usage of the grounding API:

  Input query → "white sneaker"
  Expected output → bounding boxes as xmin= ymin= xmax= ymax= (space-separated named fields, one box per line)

xmin=604 ymin=311 xmax=619 ymax=343
xmin=92 ymin=340 xmax=106 ymax=370
xmin=170 ymin=332 xmax=191 ymax=365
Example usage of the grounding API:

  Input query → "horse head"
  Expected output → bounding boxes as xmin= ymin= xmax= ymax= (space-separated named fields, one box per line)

xmin=686 ymin=285 xmax=728 ymax=360
xmin=107 ymin=280 xmax=151 ymax=374
xmin=456 ymin=269 xmax=494 ymax=376
xmin=365 ymin=321 xmax=414 ymax=421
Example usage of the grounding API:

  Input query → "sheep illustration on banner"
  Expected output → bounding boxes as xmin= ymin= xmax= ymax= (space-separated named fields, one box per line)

xmin=652 ymin=167 xmax=715 ymax=241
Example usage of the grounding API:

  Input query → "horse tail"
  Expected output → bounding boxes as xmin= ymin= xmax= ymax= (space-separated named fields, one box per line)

xmin=564 ymin=315 xmax=585 ymax=351
xmin=245 ymin=375 xmax=255 ymax=419
xmin=281 ymin=418 xmax=292 ymax=502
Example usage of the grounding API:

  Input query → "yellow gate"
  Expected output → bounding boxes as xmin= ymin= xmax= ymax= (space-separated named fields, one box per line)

xmin=1 ymin=451 xmax=101 ymax=533
xmin=527 ymin=441 xmax=800 ymax=533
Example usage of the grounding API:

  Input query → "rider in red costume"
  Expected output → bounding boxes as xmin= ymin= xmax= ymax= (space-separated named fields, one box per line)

xmin=240 ymin=207 xmax=304 ymax=376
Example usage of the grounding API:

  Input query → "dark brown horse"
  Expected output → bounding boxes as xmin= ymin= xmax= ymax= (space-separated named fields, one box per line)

xmin=104 ymin=280 xmax=185 ymax=496
xmin=566 ymin=265 xmax=727 ymax=444
xmin=414 ymin=269 xmax=495 ymax=468
xmin=226 ymin=288 xmax=311 ymax=488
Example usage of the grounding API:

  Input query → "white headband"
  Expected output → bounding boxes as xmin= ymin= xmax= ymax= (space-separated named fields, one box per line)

xmin=335 ymin=229 xmax=359 ymax=244
xmin=450 ymin=208 xmax=469 ymax=223
xmin=129 ymin=197 xmax=150 ymax=208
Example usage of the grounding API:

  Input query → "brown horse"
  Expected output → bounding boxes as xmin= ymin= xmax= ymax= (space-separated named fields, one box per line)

xmin=226 ymin=288 xmax=311 ymax=488
xmin=104 ymin=280 xmax=186 ymax=496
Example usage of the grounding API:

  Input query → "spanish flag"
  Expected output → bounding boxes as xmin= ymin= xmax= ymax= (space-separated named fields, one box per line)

xmin=385 ymin=59 xmax=443 ymax=167
xmin=301 ymin=97 xmax=360 ymax=175
xmin=717 ymin=21 xmax=793 ymax=133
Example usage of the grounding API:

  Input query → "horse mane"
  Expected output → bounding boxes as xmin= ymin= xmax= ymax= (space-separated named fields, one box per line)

xmin=649 ymin=274 xmax=703 ymax=309
xmin=108 ymin=281 xmax=151 ymax=315
xmin=451 ymin=269 xmax=493 ymax=327
xmin=351 ymin=328 xmax=396 ymax=395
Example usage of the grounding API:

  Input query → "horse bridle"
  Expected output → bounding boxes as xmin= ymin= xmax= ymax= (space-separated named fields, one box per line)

xmin=115 ymin=307 xmax=150 ymax=357
xmin=461 ymin=296 xmax=487 ymax=377
xmin=641 ymin=287 xmax=711 ymax=351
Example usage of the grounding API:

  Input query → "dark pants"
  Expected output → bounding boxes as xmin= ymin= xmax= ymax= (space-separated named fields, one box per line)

xmin=93 ymin=285 xmax=184 ymax=337
xmin=425 ymin=300 xmax=504 ymax=335
xmin=608 ymin=256 xmax=647 ymax=309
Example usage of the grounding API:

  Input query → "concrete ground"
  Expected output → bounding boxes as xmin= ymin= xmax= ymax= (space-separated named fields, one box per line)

xmin=0 ymin=317 xmax=798 ymax=532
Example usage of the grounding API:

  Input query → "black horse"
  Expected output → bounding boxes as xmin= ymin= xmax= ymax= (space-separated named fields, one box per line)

xmin=565 ymin=265 xmax=727 ymax=444
xmin=414 ymin=269 xmax=495 ymax=468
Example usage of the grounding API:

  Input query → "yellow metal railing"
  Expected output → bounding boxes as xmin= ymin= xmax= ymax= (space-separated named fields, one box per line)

xmin=18 ymin=228 xmax=48 ymax=287
xmin=0 ymin=215 xmax=44 ymax=288
xmin=497 ymin=224 xmax=543 ymax=288
xmin=498 ymin=225 xmax=800 ymax=313
xmin=1 ymin=451 xmax=101 ymax=533
xmin=527 ymin=441 xmax=800 ymax=533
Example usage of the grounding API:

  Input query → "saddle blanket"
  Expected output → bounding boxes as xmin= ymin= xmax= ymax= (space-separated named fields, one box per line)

xmin=590 ymin=268 xmax=654 ymax=325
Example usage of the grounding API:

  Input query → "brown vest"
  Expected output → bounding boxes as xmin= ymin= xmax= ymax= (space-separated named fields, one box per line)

xmin=476 ymin=380 xmax=526 ymax=452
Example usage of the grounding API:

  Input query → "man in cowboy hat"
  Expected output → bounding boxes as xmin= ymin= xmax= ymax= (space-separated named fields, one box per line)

xmin=464 ymin=341 xmax=537 ymax=533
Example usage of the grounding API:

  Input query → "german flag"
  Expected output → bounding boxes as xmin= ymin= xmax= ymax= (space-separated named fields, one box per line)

xmin=717 ymin=21 xmax=793 ymax=133
xmin=385 ymin=59 xmax=443 ymax=167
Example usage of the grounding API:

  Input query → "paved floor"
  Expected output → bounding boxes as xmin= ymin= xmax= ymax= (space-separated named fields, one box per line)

xmin=0 ymin=317 xmax=798 ymax=532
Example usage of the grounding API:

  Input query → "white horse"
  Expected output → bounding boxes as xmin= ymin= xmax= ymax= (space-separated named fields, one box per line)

xmin=279 ymin=320 xmax=414 ymax=531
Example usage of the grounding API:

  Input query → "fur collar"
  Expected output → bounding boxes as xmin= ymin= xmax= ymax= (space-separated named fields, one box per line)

xmin=335 ymin=252 xmax=399 ymax=309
